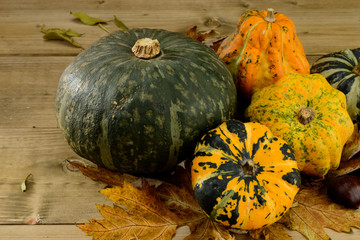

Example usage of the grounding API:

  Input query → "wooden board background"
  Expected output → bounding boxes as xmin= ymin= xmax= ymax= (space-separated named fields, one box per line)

xmin=1 ymin=0 xmax=360 ymax=239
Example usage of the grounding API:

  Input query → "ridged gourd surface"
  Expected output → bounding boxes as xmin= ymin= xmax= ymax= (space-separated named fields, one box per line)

xmin=217 ymin=9 xmax=309 ymax=98
xmin=246 ymin=73 xmax=354 ymax=177
xmin=191 ymin=120 xmax=300 ymax=230
xmin=310 ymin=48 xmax=360 ymax=124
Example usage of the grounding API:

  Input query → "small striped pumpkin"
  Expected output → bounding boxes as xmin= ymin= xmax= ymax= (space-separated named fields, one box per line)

xmin=217 ymin=8 xmax=310 ymax=99
xmin=55 ymin=28 xmax=237 ymax=174
xmin=310 ymin=48 xmax=360 ymax=124
xmin=191 ymin=119 xmax=300 ymax=230
xmin=246 ymin=73 xmax=354 ymax=177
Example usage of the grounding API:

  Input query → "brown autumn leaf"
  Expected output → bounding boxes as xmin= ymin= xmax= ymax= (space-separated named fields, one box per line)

xmin=78 ymin=179 xmax=180 ymax=240
xmin=186 ymin=26 xmax=214 ymax=42
xmin=279 ymin=183 xmax=360 ymax=240
xmin=157 ymin=166 xmax=235 ymax=240
xmin=328 ymin=153 xmax=360 ymax=177
xmin=249 ymin=223 xmax=292 ymax=240
xmin=186 ymin=26 xmax=226 ymax=52
xmin=69 ymin=160 xmax=138 ymax=187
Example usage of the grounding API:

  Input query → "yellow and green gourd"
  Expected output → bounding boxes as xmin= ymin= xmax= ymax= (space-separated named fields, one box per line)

xmin=246 ymin=73 xmax=354 ymax=177
xmin=191 ymin=119 xmax=300 ymax=230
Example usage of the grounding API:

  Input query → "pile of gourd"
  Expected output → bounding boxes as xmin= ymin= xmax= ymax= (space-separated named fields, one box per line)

xmin=55 ymin=8 xmax=360 ymax=231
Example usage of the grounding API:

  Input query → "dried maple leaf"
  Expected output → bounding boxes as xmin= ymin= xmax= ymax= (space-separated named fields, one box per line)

xmin=69 ymin=160 xmax=138 ymax=187
xmin=249 ymin=223 xmax=291 ymax=240
xmin=279 ymin=183 xmax=360 ymax=240
xmin=78 ymin=179 xmax=180 ymax=240
xmin=157 ymin=166 xmax=235 ymax=240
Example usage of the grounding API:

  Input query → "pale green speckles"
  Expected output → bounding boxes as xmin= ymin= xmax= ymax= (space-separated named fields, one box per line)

xmin=168 ymin=101 xmax=184 ymax=170
xmin=143 ymin=125 xmax=156 ymax=135
xmin=145 ymin=110 xmax=153 ymax=118
xmin=189 ymin=62 xmax=207 ymax=73
xmin=211 ymin=189 xmax=236 ymax=220
xmin=131 ymin=108 xmax=141 ymax=124
xmin=166 ymin=65 xmax=175 ymax=76
xmin=97 ymin=114 xmax=117 ymax=170
xmin=152 ymin=71 xmax=160 ymax=79
xmin=155 ymin=114 xmax=165 ymax=129
xmin=140 ymin=92 xmax=154 ymax=102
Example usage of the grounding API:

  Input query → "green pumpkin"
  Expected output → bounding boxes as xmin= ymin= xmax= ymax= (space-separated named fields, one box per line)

xmin=310 ymin=48 xmax=360 ymax=124
xmin=55 ymin=28 xmax=237 ymax=174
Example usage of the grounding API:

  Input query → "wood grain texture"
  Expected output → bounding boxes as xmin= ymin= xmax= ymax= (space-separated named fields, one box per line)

xmin=1 ymin=0 xmax=360 ymax=239
xmin=0 ymin=0 xmax=359 ymax=56
xmin=1 ymin=225 xmax=360 ymax=240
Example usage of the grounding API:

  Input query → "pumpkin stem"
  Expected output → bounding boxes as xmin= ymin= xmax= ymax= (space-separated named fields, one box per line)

xmin=241 ymin=160 xmax=256 ymax=176
xmin=264 ymin=8 xmax=276 ymax=23
xmin=352 ymin=57 xmax=360 ymax=75
xmin=298 ymin=107 xmax=315 ymax=125
xmin=132 ymin=38 xmax=160 ymax=59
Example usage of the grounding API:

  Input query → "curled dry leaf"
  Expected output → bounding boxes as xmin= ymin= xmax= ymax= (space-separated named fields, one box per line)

xmin=186 ymin=26 xmax=226 ymax=52
xmin=40 ymin=25 xmax=83 ymax=48
xmin=186 ymin=26 xmax=214 ymax=42
xmin=114 ymin=15 xmax=129 ymax=30
xmin=279 ymin=183 xmax=360 ymax=240
xmin=341 ymin=123 xmax=360 ymax=162
xmin=71 ymin=11 xmax=107 ymax=26
xmin=21 ymin=173 xmax=33 ymax=192
xmin=328 ymin=154 xmax=360 ymax=177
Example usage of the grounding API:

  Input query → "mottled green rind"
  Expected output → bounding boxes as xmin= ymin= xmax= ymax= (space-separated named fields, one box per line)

xmin=310 ymin=48 xmax=360 ymax=124
xmin=55 ymin=28 xmax=237 ymax=174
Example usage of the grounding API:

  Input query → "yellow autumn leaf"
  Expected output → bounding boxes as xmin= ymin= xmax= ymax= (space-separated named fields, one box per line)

xmin=78 ymin=179 xmax=180 ymax=240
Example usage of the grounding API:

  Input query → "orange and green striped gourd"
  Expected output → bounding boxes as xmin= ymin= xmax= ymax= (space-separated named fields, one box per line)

xmin=191 ymin=119 xmax=300 ymax=230
xmin=246 ymin=73 xmax=354 ymax=177
xmin=217 ymin=8 xmax=310 ymax=98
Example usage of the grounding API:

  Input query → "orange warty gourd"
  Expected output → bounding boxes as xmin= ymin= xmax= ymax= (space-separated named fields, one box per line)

xmin=217 ymin=8 xmax=310 ymax=98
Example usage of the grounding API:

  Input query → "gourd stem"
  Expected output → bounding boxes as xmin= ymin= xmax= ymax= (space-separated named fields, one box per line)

xmin=298 ymin=107 xmax=315 ymax=125
xmin=132 ymin=38 xmax=160 ymax=59
xmin=352 ymin=57 xmax=360 ymax=75
xmin=242 ymin=160 xmax=256 ymax=176
xmin=264 ymin=8 xmax=276 ymax=23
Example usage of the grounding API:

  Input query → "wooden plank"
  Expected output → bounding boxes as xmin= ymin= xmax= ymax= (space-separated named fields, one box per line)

xmin=0 ymin=127 xmax=112 ymax=224
xmin=1 ymin=0 xmax=360 ymax=56
xmin=0 ymin=56 xmax=73 ymax=128
xmin=0 ymin=225 xmax=360 ymax=240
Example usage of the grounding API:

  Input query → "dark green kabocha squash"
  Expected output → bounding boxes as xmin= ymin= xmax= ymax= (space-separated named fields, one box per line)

xmin=310 ymin=48 xmax=360 ymax=124
xmin=55 ymin=28 xmax=237 ymax=174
